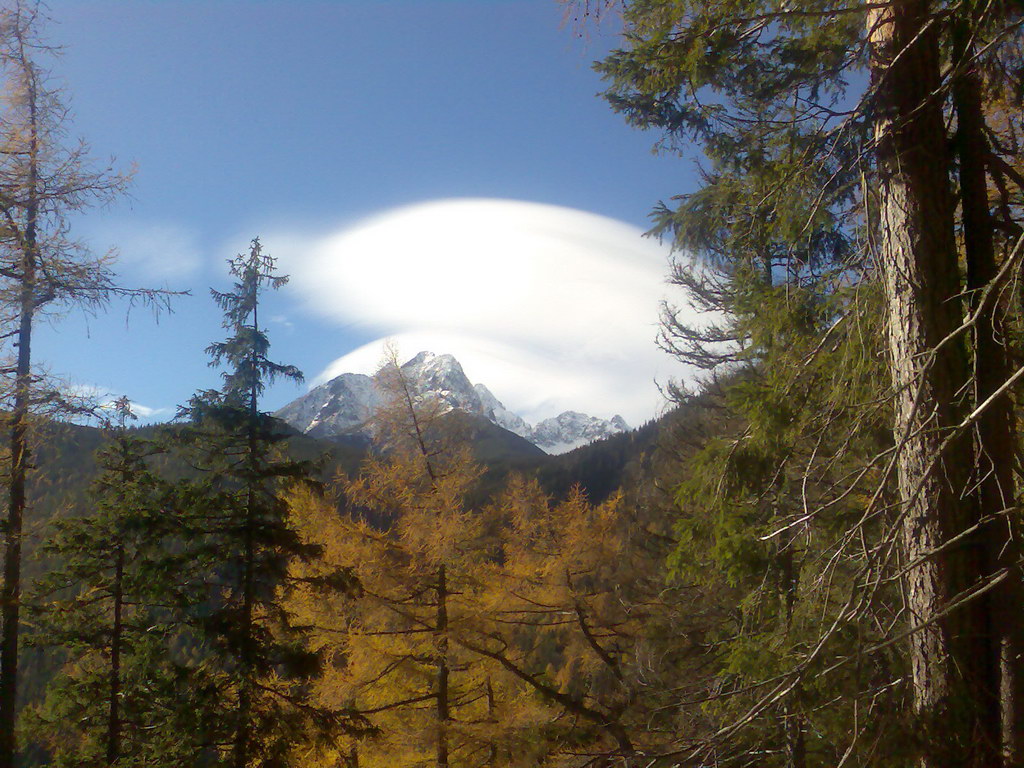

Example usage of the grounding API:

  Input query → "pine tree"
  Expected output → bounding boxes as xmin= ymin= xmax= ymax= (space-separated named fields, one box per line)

xmin=591 ymin=1 xmax=1024 ymax=764
xmin=173 ymin=238 xmax=329 ymax=767
xmin=24 ymin=398 xmax=203 ymax=766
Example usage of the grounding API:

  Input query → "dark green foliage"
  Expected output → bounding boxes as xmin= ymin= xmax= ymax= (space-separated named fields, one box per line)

xmin=170 ymin=239 xmax=353 ymax=767
xmin=532 ymin=414 xmax=663 ymax=502
xmin=22 ymin=635 xmax=216 ymax=768
xmin=14 ymin=393 xmax=701 ymax=766
xmin=592 ymin=2 xmax=916 ymax=763
xmin=24 ymin=400 xmax=206 ymax=766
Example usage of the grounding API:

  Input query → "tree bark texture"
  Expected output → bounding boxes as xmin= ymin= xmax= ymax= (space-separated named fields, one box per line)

xmin=868 ymin=2 xmax=1001 ymax=765
xmin=0 ymin=259 xmax=33 ymax=768
xmin=106 ymin=544 xmax=125 ymax=765
xmin=436 ymin=564 xmax=450 ymax=768
xmin=952 ymin=19 xmax=1024 ymax=766
xmin=0 ymin=94 xmax=38 ymax=768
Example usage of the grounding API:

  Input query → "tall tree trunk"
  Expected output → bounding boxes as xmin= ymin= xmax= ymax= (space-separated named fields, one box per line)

xmin=436 ymin=564 xmax=450 ymax=768
xmin=233 ymin=289 xmax=263 ymax=768
xmin=486 ymin=677 xmax=497 ymax=766
xmin=867 ymin=2 xmax=1000 ymax=766
xmin=0 ymin=93 xmax=38 ymax=768
xmin=107 ymin=543 xmax=125 ymax=765
xmin=0 ymin=256 xmax=33 ymax=768
xmin=233 ymin=536 xmax=254 ymax=768
xmin=778 ymin=525 xmax=804 ymax=768
xmin=951 ymin=20 xmax=1024 ymax=766
xmin=231 ymin=505 xmax=255 ymax=768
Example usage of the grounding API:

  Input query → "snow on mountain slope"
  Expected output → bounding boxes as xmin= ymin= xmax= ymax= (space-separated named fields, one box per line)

xmin=473 ymin=383 xmax=531 ymax=438
xmin=274 ymin=372 xmax=380 ymax=439
xmin=274 ymin=352 xmax=628 ymax=454
xmin=398 ymin=351 xmax=483 ymax=413
xmin=530 ymin=412 xmax=631 ymax=454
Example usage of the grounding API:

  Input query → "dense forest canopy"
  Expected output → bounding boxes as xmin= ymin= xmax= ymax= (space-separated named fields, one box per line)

xmin=0 ymin=1 xmax=1022 ymax=767
xmin=590 ymin=0 xmax=1024 ymax=765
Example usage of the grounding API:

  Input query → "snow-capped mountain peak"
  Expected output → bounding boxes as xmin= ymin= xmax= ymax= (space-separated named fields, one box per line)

xmin=529 ymin=410 xmax=631 ymax=454
xmin=397 ymin=352 xmax=482 ymax=414
xmin=274 ymin=352 xmax=629 ymax=454
xmin=473 ymin=383 xmax=531 ymax=438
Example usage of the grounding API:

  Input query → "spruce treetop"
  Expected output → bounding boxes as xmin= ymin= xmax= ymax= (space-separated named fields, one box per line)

xmin=205 ymin=237 xmax=302 ymax=407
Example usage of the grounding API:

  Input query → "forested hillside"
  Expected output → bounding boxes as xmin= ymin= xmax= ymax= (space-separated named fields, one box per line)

xmin=9 ymin=261 xmax=704 ymax=766
xmin=587 ymin=0 xmax=1024 ymax=765
xmin=0 ymin=1 xmax=1022 ymax=767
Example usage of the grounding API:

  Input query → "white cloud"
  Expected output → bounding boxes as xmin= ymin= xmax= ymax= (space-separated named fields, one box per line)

xmin=123 ymin=401 xmax=171 ymax=420
xmin=85 ymin=220 xmax=203 ymax=281
xmin=272 ymin=199 xmax=710 ymax=426
xmin=269 ymin=313 xmax=295 ymax=331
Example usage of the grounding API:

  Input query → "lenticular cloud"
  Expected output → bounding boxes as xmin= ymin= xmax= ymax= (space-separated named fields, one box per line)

xmin=276 ymin=198 xmax=704 ymax=425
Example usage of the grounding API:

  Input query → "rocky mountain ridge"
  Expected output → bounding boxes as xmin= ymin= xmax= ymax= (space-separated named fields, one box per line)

xmin=274 ymin=351 xmax=629 ymax=454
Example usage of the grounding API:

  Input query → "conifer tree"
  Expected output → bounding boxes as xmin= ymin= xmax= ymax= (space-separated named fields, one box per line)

xmin=590 ymin=1 xmax=1024 ymax=764
xmin=24 ymin=397 xmax=203 ymax=766
xmin=286 ymin=349 xmax=494 ymax=768
xmin=288 ymin=451 xmax=701 ymax=767
xmin=649 ymin=102 xmax=902 ymax=765
xmin=468 ymin=479 xmax=664 ymax=764
xmin=288 ymin=456 xmax=496 ymax=768
xmin=174 ymin=238 xmax=327 ymax=767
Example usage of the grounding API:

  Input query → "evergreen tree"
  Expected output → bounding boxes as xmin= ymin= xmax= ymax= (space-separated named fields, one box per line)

xmin=591 ymin=0 xmax=1024 ymax=764
xmin=24 ymin=398 xmax=203 ymax=766
xmin=173 ymin=238 xmax=331 ymax=767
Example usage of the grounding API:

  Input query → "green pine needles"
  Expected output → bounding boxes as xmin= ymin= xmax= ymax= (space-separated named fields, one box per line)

xmin=28 ymin=240 xmax=361 ymax=768
xmin=172 ymin=239 xmax=344 ymax=768
xmin=25 ymin=398 xmax=205 ymax=766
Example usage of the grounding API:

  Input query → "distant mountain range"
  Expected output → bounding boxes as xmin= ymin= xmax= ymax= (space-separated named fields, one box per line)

xmin=274 ymin=351 xmax=630 ymax=454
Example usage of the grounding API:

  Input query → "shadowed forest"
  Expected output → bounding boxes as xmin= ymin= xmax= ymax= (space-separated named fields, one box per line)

xmin=1 ymin=1 xmax=1024 ymax=767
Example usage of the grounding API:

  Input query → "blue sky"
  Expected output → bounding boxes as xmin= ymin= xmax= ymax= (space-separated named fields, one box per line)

xmin=33 ymin=0 xmax=700 ymax=426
